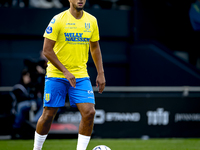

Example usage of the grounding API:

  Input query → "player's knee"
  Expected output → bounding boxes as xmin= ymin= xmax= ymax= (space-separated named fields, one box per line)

xmin=83 ymin=108 xmax=95 ymax=120
xmin=89 ymin=108 xmax=96 ymax=118
xmin=41 ymin=112 xmax=55 ymax=122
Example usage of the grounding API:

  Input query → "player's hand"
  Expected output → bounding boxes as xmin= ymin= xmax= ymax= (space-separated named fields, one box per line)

xmin=63 ymin=70 xmax=76 ymax=88
xmin=96 ymin=72 xmax=106 ymax=94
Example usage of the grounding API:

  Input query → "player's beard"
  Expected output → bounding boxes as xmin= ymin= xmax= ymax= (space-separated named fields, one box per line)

xmin=72 ymin=3 xmax=84 ymax=11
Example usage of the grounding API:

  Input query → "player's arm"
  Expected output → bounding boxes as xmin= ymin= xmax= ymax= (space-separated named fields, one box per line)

xmin=89 ymin=41 xmax=105 ymax=93
xmin=43 ymin=38 xmax=76 ymax=87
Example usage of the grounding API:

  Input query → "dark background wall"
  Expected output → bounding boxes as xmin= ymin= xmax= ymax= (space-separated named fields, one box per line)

xmin=134 ymin=0 xmax=200 ymax=63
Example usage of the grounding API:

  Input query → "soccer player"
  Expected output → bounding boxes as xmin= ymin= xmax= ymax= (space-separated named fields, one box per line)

xmin=33 ymin=0 xmax=106 ymax=150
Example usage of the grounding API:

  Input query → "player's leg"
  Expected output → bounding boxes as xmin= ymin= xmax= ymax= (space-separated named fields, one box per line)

xmin=33 ymin=77 xmax=68 ymax=150
xmin=68 ymin=77 xmax=95 ymax=150
xmin=36 ymin=107 xmax=58 ymax=135
xmin=76 ymin=103 xmax=95 ymax=136
xmin=76 ymin=103 xmax=95 ymax=150
xmin=33 ymin=107 xmax=58 ymax=150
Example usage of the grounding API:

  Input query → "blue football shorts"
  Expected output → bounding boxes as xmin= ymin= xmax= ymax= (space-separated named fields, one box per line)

xmin=43 ymin=77 xmax=95 ymax=107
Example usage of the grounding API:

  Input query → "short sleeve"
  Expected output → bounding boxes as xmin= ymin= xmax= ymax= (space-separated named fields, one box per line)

xmin=90 ymin=19 xmax=100 ymax=42
xmin=43 ymin=15 xmax=60 ymax=41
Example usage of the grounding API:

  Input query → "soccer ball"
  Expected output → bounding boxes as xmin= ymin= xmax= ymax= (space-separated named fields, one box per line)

xmin=92 ymin=145 xmax=111 ymax=150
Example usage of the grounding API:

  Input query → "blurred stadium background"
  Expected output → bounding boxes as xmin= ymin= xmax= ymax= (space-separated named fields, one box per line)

xmin=0 ymin=0 xmax=200 ymax=141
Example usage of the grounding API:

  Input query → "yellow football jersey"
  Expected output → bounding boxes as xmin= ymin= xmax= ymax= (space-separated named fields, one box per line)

xmin=43 ymin=9 xmax=100 ymax=78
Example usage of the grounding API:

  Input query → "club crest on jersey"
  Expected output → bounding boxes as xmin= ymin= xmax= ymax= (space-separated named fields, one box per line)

xmin=45 ymin=93 xmax=50 ymax=102
xmin=85 ymin=23 xmax=90 ymax=30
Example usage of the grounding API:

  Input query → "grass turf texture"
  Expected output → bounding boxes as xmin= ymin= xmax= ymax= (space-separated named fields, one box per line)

xmin=0 ymin=138 xmax=200 ymax=150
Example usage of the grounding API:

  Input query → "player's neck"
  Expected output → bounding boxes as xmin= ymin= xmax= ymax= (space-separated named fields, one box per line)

xmin=69 ymin=8 xmax=83 ymax=19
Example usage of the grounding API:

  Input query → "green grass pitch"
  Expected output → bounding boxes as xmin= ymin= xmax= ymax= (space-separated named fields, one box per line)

xmin=1 ymin=138 xmax=200 ymax=150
